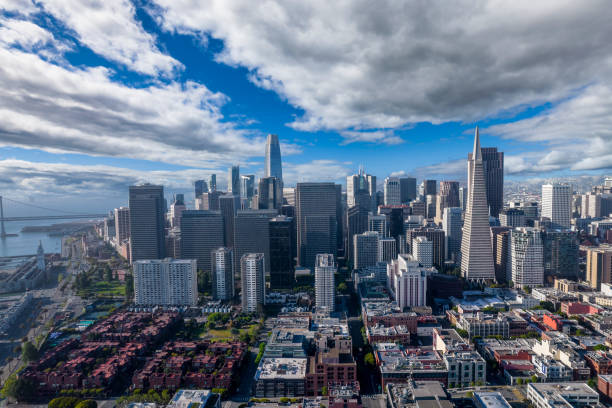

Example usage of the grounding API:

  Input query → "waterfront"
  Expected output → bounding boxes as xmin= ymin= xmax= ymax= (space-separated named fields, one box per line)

xmin=0 ymin=219 xmax=92 ymax=257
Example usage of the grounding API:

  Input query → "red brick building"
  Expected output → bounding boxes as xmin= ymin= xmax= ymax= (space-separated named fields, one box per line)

xmin=305 ymin=336 xmax=357 ymax=396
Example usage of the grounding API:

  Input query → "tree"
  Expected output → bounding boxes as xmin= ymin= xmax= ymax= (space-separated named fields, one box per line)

xmin=75 ymin=400 xmax=97 ymax=408
xmin=21 ymin=341 xmax=39 ymax=362
xmin=104 ymin=264 xmax=113 ymax=282
xmin=1 ymin=376 xmax=35 ymax=401
xmin=516 ymin=378 xmax=524 ymax=385
xmin=364 ymin=352 xmax=376 ymax=367
xmin=125 ymin=273 xmax=134 ymax=300
xmin=337 ymin=282 xmax=348 ymax=294
xmin=531 ymin=375 xmax=538 ymax=383
xmin=49 ymin=397 xmax=82 ymax=408
xmin=321 ymin=386 xmax=328 ymax=396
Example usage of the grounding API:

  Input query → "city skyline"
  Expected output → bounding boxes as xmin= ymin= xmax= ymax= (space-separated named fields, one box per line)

xmin=0 ymin=2 xmax=611 ymax=214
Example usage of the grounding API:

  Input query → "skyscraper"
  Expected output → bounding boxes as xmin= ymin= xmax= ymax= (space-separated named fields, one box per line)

xmin=422 ymin=179 xmax=437 ymax=196
xmin=180 ymin=210 xmax=224 ymax=273
xmin=542 ymin=230 xmax=579 ymax=282
xmin=491 ymin=226 xmax=512 ymax=283
xmin=264 ymin=134 xmax=283 ymax=181
xmin=368 ymin=214 xmax=388 ymax=237
xmin=406 ymin=227 xmax=445 ymax=269
xmin=209 ymin=174 xmax=217 ymax=191
xmin=258 ymin=176 xmax=283 ymax=210
xmin=510 ymin=228 xmax=544 ymax=288
xmin=134 ymin=259 xmax=198 ymax=306
xmin=459 ymin=187 xmax=468 ymax=211
xmin=196 ymin=191 xmax=223 ymax=211
xmin=387 ymin=254 xmax=428 ymax=308
xmin=436 ymin=181 xmax=460 ymax=221
xmin=378 ymin=237 xmax=397 ymax=263
xmin=384 ymin=177 xmax=401 ymax=205
xmin=468 ymin=146 xmax=504 ymax=218
xmin=412 ymin=237 xmax=433 ymax=268
xmin=240 ymin=175 xmax=255 ymax=200
xmin=228 ymin=165 xmax=240 ymax=195
xmin=212 ymin=247 xmax=234 ymax=301
xmin=241 ymin=253 xmax=265 ymax=313
xmin=346 ymin=199 xmax=370 ymax=265
xmin=114 ymin=206 xmax=130 ymax=243
xmin=269 ymin=216 xmax=294 ymax=289
xmin=460 ymin=128 xmax=495 ymax=282
xmin=129 ymin=185 xmax=165 ymax=262
xmin=296 ymin=183 xmax=338 ymax=268
xmin=542 ymin=183 xmax=571 ymax=229
xmin=442 ymin=207 xmax=463 ymax=263
xmin=195 ymin=180 xmax=208 ymax=198
xmin=586 ymin=246 xmax=612 ymax=290
xmin=219 ymin=194 xmax=240 ymax=249
xmin=499 ymin=209 xmax=526 ymax=228
xmin=354 ymin=231 xmax=380 ymax=270
xmin=315 ymin=254 xmax=336 ymax=312
xmin=234 ymin=209 xmax=277 ymax=276
xmin=169 ymin=194 xmax=186 ymax=229
xmin=399 ymin=177 xmax=417 ymax=204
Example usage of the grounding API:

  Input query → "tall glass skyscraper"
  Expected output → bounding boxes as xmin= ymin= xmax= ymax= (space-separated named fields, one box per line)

xmin=264 ymin=134 xmax=283 ymax=181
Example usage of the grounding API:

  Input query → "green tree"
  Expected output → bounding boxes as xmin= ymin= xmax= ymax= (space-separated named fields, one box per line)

xmin=104 ymin=264 xmax=113 ymax=282
xmin=49 ymin=397 xmax=82 ymax=408
xmin=75 ymin=400 xmax=97 ymax=408
xmin=321 ymin=386 xmax=328 ymax=396
xmin=364 ymin=352 xmax=376 ymax=367
xmin=337 ymin=282 xmax=348 ymax=294
xmin=1 ymin=376 xmax=35 ymax=401
xmin=21 ymin=341 xmax=39 ymax=362
xmin=516 ymin=378 xmax=524 ymax=385
xmin=531 ymin=375 xmax=538 ymax=383
xmin=125 ymin=273 xmax=134 ymax=300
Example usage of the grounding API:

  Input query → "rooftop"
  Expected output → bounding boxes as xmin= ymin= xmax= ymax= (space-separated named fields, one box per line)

xmin=473 ymin=392 xmax=511 ymax=408
xmin=255 ymin=358 xmax=307 ymax=380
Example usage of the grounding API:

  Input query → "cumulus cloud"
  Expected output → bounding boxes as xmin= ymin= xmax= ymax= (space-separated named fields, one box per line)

xmin=152 ymin=0 xmax=612 ymax=133
xmin=40 ymin=0 xmax=180 ymax=76
xmin=340 ymin=130 xmax=403 ymax=145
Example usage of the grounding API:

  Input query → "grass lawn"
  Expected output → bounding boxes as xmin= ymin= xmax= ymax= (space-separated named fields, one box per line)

xmin=78 ymin=280 xmax=125 ymax=298
xmin=201 ymin=323 xmax=259 ymax=341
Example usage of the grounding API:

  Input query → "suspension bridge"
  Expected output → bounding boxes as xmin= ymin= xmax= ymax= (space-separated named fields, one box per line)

xmin=0 ymin=196 xmax=107 ymax=237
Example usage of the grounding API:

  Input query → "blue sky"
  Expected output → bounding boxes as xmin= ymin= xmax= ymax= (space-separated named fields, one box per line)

xmin=0 ymin=1 xmax=611 ymax=214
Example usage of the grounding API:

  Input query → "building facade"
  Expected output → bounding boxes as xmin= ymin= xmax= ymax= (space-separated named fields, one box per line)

xmin=212 ymin=247 xmax=234 ymax=301
xmin=315 ymin=254 xmax=336 ymax=312
xmin=241 ymin=253 xmax=265 ymax=313
xmin=134 ymin=258 xmax=198 ymax=306
xmin=541 ymin=183 xmax=571 ymax=229
xmin=129 ymin=185 xmax=165 ymax=263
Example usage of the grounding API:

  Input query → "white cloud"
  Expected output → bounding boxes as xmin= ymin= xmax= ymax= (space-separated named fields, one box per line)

xmin=340 ymin=130 xmax=403 ymax=145
xmin=41 ymin=0 xmax=180 ymax=76
xmin=152 ymin=0 xmax=612 ymax=133
xmin=283 ymin=160 xmax=352 ymax=184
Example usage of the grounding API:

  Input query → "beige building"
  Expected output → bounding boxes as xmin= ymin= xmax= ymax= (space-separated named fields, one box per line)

xmin=586 ymin=246 xmax=612 ymax=290
xmin=554 ymin=278 xmax=579 ymax=293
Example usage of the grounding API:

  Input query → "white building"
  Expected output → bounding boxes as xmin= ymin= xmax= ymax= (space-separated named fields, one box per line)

xmin=212 ymin=247 xmax=234 ymax=301
xmin=134 ymin=258 xmax=198 ymax=306
xmin=542 ymin=183 xmax=571 ymax=229
xmin=384 ymin=177 xmax=401 ymax=206
xmin=412 ymin=236 xmax=433 ymax=268
xmin=114 ymin=206 xmax=130 ymax=242
xmin=241 ymin=253 xmax=265 ymax=313
xmin=354 ymin=231 xmax=380 ymax=270
xmin=527 ymin=382 xmax=598 ymax=408
xmin=315 ymin=254 xmax=336 ymax=312
xmin=387 ymin=254 xmax=433 ymax=309
xmin=510 ymin=228 xmax=544 ymax=287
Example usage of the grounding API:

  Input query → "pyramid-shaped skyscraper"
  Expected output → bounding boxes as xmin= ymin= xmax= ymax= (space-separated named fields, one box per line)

xmin=461 ymin=127 xmax=495 ymax=282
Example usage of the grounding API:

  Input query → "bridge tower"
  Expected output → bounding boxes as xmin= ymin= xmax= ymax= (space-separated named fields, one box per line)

xmin=0 ymin=195 xmax=6 ymax=238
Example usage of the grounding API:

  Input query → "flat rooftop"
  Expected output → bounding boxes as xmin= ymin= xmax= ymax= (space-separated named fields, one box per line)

xmin=473 ymin=392 xmax=512 ymax=408
xmin=255 ymin=358 xmax=307 ymax=380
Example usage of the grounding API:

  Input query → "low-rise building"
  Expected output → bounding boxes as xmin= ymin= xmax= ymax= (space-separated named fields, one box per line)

xmin=473 ymin=392 xmax=511 ymax=408
xmin=375 ymin=343 xmax=448 ymax=388
xmin=527 ymin=382 xmax=599 ymax=408
xmin=254 ymin=358 xmax=307 ymax=397
xmin=444 ymin=351 xmax=486 ymax=388
xmin=167 ymin=390 xmax=220 ymax=408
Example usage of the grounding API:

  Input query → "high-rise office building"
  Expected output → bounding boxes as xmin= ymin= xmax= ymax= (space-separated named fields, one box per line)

xmin=346 ymin=201 xmax=370 ymax=265
xmin=258 ymin=176 xmax=283 ymax=210
xmin=399 ymin=177 xmax=417 ymax=204
xmin=264 ymin=134 xmax=283 ymax=181
xmin=542 ymin=184 xmax=572 ymax=229
xmin=459 ymin=187 xmax=468 ymax=211
xmin=442 ymin=207 xmax=463 ymax=263
xmin=240 ymin=175 xmax=255 ymax=200
xmin=195 ymin=180 xmax=208 ymax=198
xmin=368 ymin=214 xmax=388 ymax=237
xmin=209 ymin=174 xmax=217 ymax=191
xmin=379 ymin=206 xmax=410 ymax=241
xmin=422 ymin=179 xmax=437 ymax=196
xmin=134 ymin=258 xmax=198 ymax=306
xmin=219 ymin=194 xmax=240 ymax=249
xmin=212 ymin=247 xmax=234 ymax=301
xmin=510 ymin=228 xmax=544 ymax=288
xmin=461 ymin=128 xmax=495 ymax=282
xmin=384 ymin=177 xmax=401 ymax=206
xmin=436 ymin=181 xmax=460 ymax=221
xmin=542 ymin=230 xmax=579 ymax=282
xmin=500 ymin=209 xmax=526 ymax=228
xmin=492 ymin=227 xmax=512 ymax=283
xmin=234 ymin=209 xmax=277 ymax=276
xmin=586 ymin=246 xmax=612 ymax=290
xmin=425 ymin=195 xmax=437 ymax=219
xmin=269 ymin=216 xmax=294 ymax=289
xmin=241 ymin=253 xmax=265 ymax=313
xmin=228 ymin=165 xmax=240 ymax=195
xmin=406 ymin=227 xmax=445 ymax=269
xmin=387 ymin=254 xmax=428 ymax=308
xmin=180 ymin=210 xmax=224 ymax=273
xmin=296 ymin=183 xmax=338 ymax=268
xmin=283 ymin=187 xmax=295 ymax=206
xmin=169 ymin=194 xmax=186 ymax=229
xmin=196 ymin=191 xmax=223 ymax=211
xmin=129 ymin=185 xmax=165 ymax=262
xmin=315 ymin=254 xmax=336 ymax=312
xmin=412 ymin=237 xmax=433 ymax=268
xmin=468 ymin=147 xmax=504 ymax=218
xmin=410 ymin=200 xmax=426 ymax=217
xmin=114 ymin=206 xmax=130 ymax=243
xmin=378 ymin=237 xmax=397 ymax=263
xmin=347 ymin=168 xmax=372 ymax=207
xmin=354 ymin=231 xmax=380 ymax=270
